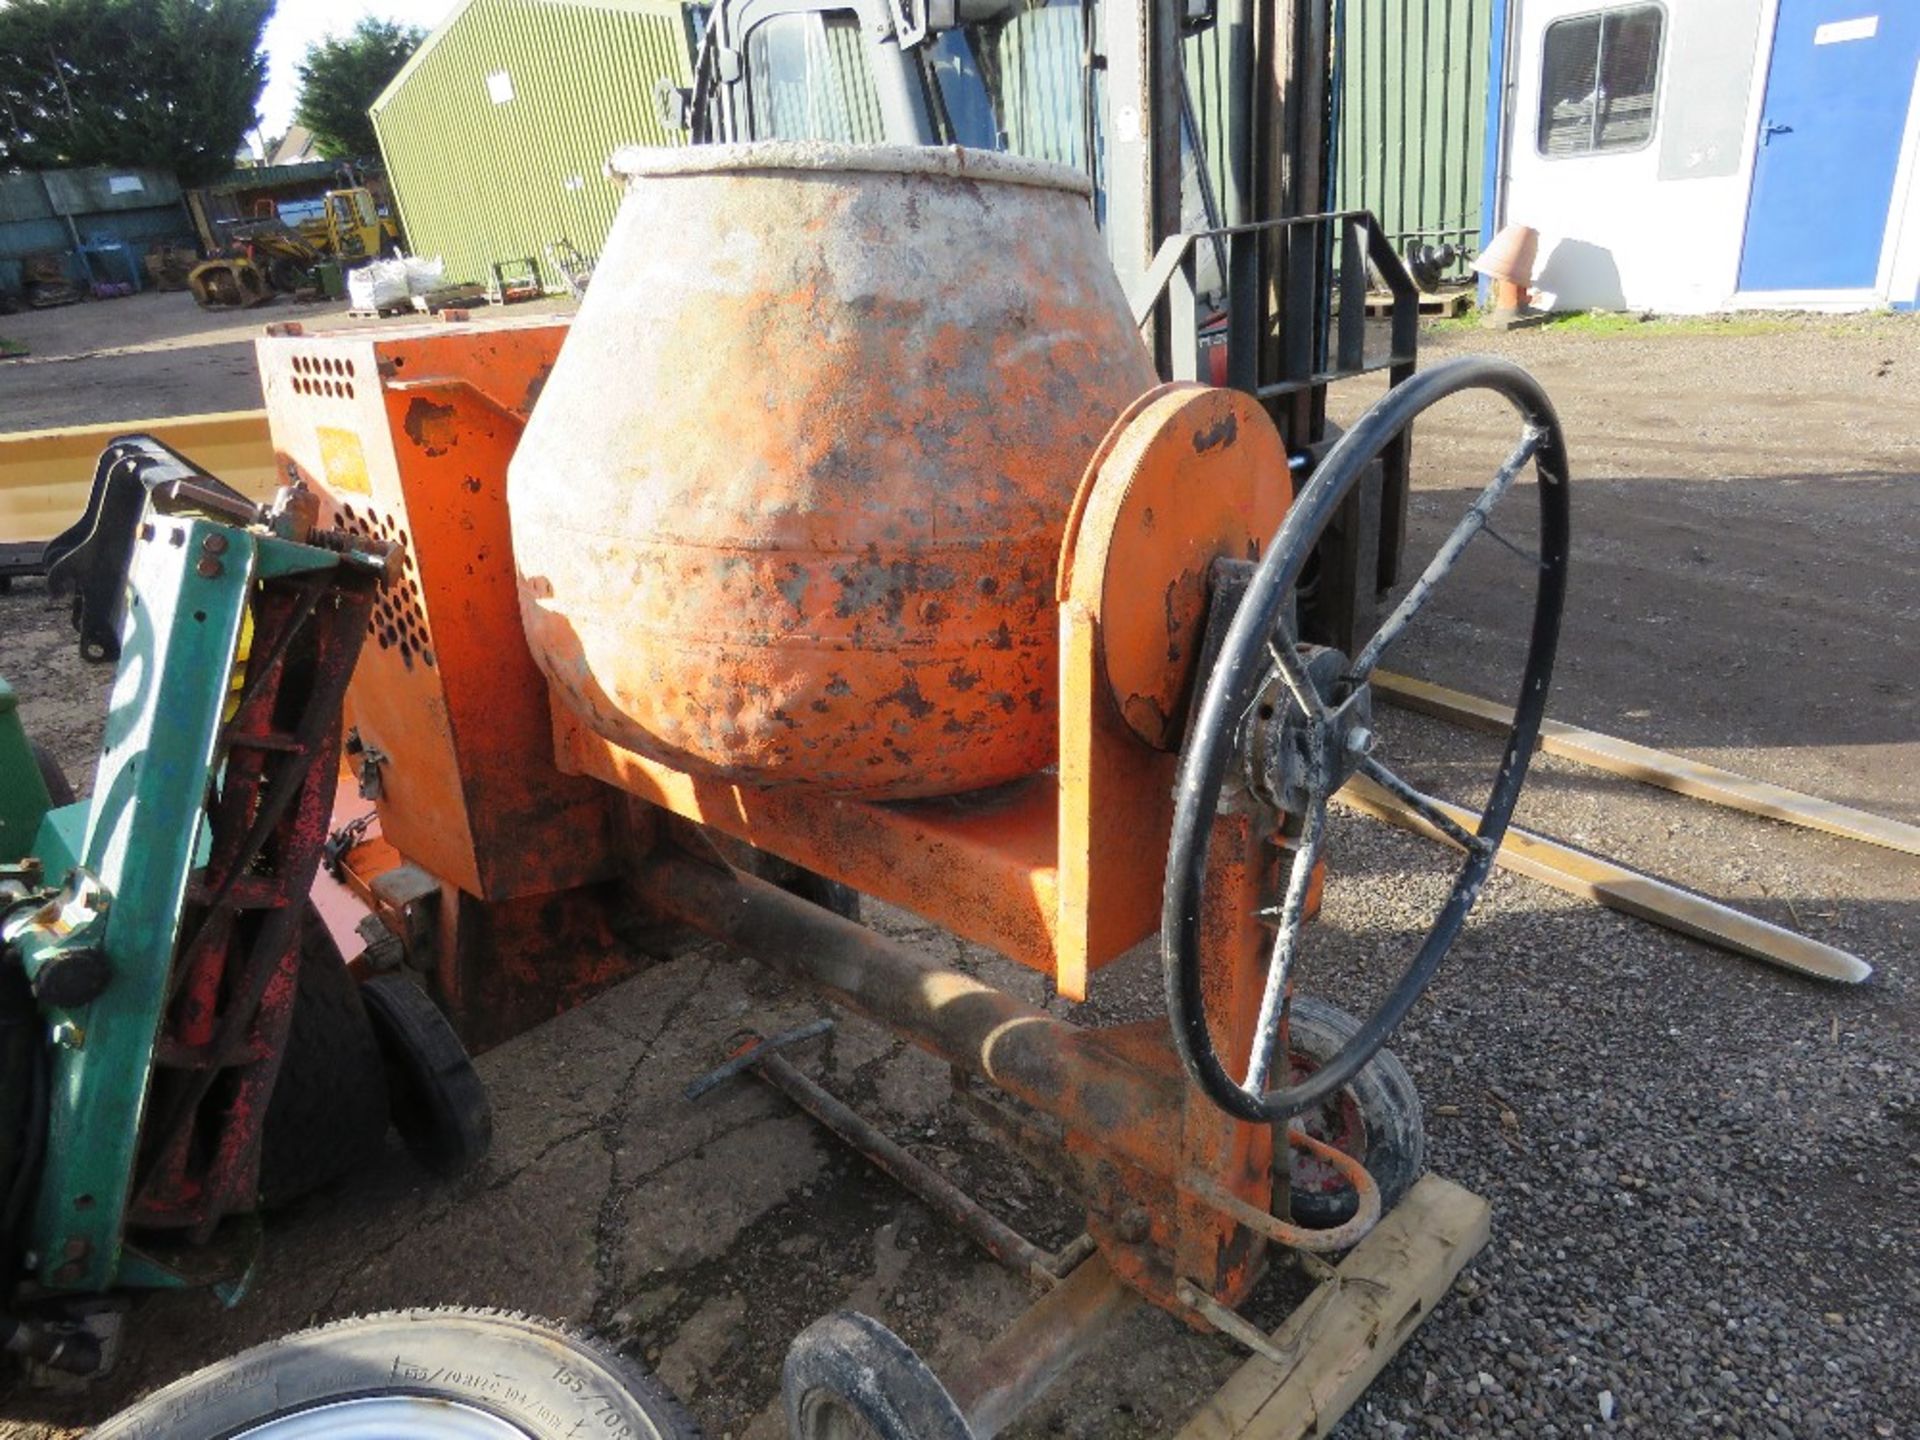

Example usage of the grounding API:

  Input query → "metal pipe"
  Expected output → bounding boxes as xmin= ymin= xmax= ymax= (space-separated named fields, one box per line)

xmin=947 ymin=1255 xmax=1141 ymax=1439
xmin=754 ymin=1051 xmax=1060 ymax=1283
xmin=633 ymin=851 xmax=1185 ymax=1175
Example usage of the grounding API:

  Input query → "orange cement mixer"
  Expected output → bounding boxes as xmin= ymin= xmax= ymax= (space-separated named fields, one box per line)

xmin=509 ymin=143 xmax=1156 ymax=800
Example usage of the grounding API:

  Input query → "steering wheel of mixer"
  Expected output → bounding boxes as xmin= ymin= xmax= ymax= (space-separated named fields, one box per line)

xmin=1161 ymin=356 xmax=1571 ymax=1125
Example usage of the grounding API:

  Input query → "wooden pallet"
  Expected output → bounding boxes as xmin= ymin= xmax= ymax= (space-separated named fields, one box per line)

xmin=344 ymin=302 xmax=412 ymax=320
xmin=1363 ymin=288 xmax=1473 ymax=319
xmin=411 ymin=284 xmax=490 ymax=315
xmin=1177 ymin=1175 xmax=1491 ymax=1440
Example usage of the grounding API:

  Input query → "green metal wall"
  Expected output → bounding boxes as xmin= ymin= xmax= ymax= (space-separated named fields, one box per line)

xmin=370 ymin=0 xmax=692 ymax=291
xmin=1178 ymin=0 xmax=1492 ymax=268
xmin=1333 ymin=0 xmax=1492 ymax=262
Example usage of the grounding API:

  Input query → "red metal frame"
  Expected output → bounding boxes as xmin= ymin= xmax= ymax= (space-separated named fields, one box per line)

xmin=131 ymin=565 xmax=376 ymax=1240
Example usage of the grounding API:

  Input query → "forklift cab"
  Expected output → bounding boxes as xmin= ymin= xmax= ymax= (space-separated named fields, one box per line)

xmin=661 ymin=0 xmax=1421 ymax=652
xmin=669 ymin=0 xmax=1225 ymax=302
xmin=323 ymin=188 xmax=395 ymax=261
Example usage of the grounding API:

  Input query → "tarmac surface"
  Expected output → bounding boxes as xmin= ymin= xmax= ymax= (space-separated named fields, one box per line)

xmin=0 ymin=300 xmax=1915 ymax=1437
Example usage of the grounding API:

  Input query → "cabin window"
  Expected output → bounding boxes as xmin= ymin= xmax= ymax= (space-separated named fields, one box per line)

xmin=1538 ymin=5 xmax=1664 ymax=157
xmin=745 ymin=10 xmax=887 ymax=144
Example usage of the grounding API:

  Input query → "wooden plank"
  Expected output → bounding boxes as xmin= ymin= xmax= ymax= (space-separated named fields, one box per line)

xmin=1338 ymin=774 xmax=1872 ymax=984
xmin=1373 ymin=670 xmax=1920 ymax=860
xmin=1362 ymin=288 xmax=1471 ymax=318
xmin=0 ymin=410 xmax=275 ymax=547
xmin=1178 ymin=1174 xmax=1490 ymax=1440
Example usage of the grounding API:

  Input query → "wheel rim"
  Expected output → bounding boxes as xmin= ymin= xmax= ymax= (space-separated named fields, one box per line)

xmin=1284 ymin=1053 xmax=1368 ymax=1200
xmin=234 ymin=1395 xmax=535 ymax=1438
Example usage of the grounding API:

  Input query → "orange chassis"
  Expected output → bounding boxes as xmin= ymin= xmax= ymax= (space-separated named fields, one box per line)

xmin=271 ymin=313 xmax=1391 ymax=1412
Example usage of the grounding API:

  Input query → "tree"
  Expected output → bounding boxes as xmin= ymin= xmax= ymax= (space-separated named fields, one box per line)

xmin=294 ymin=18 xmax=424 ymax=161
xmin=0 ymin=0 xmax=273 ymax=187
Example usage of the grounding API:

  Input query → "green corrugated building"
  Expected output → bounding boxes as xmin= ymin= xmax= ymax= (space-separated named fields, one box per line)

xmin=369 ymin=0 xmax=693 ymax=291
xmin=371 ymin=0 xmax=1491 ymax=291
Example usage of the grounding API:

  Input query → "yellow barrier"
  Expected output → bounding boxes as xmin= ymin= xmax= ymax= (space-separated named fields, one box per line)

xmin=0 ymin=410 xmax=277 ymax=547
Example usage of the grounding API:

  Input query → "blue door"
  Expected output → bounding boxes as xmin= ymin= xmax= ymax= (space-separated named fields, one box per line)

xmin=1739 ymin=1 xmax=1920 ymax=293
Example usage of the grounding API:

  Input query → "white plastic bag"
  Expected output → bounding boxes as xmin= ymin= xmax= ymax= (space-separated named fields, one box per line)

xmin=402 ymin=255 xmax=445 ymax=296
xmin=347 ymin=258 xmax=409 ymax=311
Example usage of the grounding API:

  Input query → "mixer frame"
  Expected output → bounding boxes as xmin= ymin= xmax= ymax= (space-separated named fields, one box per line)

xmin=259 ymin=299 xmax=1569 ymax=1433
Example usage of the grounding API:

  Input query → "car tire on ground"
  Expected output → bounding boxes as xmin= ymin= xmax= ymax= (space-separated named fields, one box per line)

xmin=90 ymin=1307 xmax=700 ymax=1439
xmin=1281 ymin=995 xmax=1426 ymax=1229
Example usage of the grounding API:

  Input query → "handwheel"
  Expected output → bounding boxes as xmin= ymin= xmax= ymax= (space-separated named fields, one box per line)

xmin=1163 ymin=356 xmax=1571 ymax=1123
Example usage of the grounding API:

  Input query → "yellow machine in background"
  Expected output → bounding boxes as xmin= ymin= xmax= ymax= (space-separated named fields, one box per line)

xmin=188 ymin=188 xmax=399 ymax=309
xmin=302 ymin=187 xmax=398 ymax=262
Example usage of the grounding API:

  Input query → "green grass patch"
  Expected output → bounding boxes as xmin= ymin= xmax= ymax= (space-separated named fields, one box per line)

xmin=1542 ymin=310 xmax=1799 ymax=337
xmin=1425 ymin=307 xmax=1916 ymax=339
xmin=0 ymin=337 xmax=26 ymax=358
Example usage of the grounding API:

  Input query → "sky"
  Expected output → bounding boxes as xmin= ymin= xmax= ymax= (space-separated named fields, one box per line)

xmin=255 ymin=0 xmax=459 ymax=147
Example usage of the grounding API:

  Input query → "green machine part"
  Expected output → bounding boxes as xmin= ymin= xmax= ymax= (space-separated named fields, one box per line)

xmin=9 ymin=515 xmax=349 ymax=1294
xmin=0 ymin=679 xmax=54 ymax=866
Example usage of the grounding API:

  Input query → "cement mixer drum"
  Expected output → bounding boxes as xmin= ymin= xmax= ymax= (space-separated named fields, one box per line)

xmin=509 ymin=142 xmax=1156 ymax=799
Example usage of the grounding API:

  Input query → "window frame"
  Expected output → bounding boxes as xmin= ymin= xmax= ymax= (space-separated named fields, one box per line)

xmin=1534 ymin=1 xmax=1667 ymax=161
xmin=741 ymin=8 xmax=887 ymax=144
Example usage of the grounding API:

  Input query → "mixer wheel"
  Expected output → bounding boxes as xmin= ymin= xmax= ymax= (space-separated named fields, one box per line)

xmin=707 ymin=832 xmax=861 ymax=921
xmin=1279 ymin=996 xmax=1425 ymax=1229
xmin=783 ymin=1311 xmax=972 ymax=1440
xmin=361 ymin=973 xmax=493 ymax=1178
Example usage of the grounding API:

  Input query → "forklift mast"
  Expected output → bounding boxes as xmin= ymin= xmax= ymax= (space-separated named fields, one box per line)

xmin=668 ymin=0 xmax=1419 ymax=649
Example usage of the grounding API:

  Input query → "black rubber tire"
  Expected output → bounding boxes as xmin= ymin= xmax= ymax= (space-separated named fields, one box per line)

xmin=257 ymin=908 xmax=391 ymax=1208
xmin=1281 ymin=996 xmax=1425 ymax=1229
xmin=0 ymin=968 xmax=42 ymax=1250
xmin=90 ymin=1307 xmax=700 ymax=1439
xmin=28 ymin=742 xmax=73 ymax=808
xmin=266 ymin=257 xmax=307 ymax=294
xmin=784 ymin=1311 xmax=972 ymax=1440
xmin=360 ymin=973 xmax=493 ymax=1178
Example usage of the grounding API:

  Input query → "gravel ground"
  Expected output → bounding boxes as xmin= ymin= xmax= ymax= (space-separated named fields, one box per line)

xmin=0 ymin=288 xmax=574 ymax=432
xmin=0 ymin=311 xmax=1914 ymax=1437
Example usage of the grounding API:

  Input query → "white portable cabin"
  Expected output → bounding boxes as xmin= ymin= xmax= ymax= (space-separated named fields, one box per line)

xmin=1491 ymin=0 xmax=1920 ymax=312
